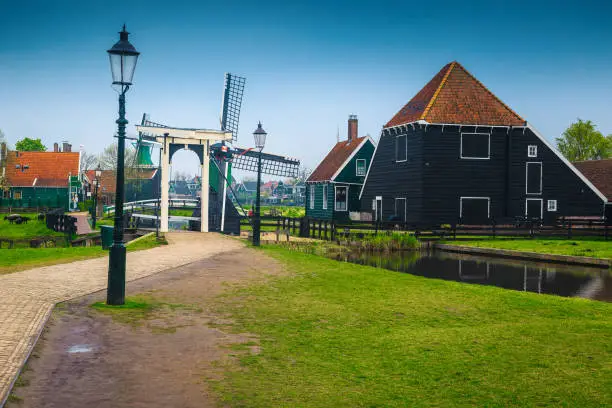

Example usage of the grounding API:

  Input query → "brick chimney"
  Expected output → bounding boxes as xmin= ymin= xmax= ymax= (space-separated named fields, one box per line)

xmin=54 ymin=142 xmax=59 ymax=152
xmin=62 ymin=141 xmax=71 ymax=152
xmin=348 ymin=115 xmax=358 ymax=142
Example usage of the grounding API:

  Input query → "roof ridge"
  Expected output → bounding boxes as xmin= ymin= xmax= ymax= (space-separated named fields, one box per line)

xmin=420 ymin=61 xmax=455 ymax=120
xmin=450 ymin=62 xmax=525 ymax=124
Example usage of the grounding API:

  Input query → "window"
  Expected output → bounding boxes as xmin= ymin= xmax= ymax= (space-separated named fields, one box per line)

xmin=547 ymin=200 xmax=557 ymax=212
xmin=322 ymin=185 xmax=328 ymax=210
xmin=526 ymin=162 xmax=542 ymax=195
xmin=394 ymin=198 xmax=406 ymax=222
xmin=309 ymin=185 xmax=315 ymax=209
xmin=335 ymin=186 xmax=348 ymax=211
xmin=459 ymin=197 xmax=490 ymax=224
xmin=460 ymin=133 xmax=490 ymax=159
xmin=13 ymin=191 xmax=22 ymax=200
xmin=528 ymin=145 xmax=538 ymax=158
xmin=356 ymin=159 xmax=366 ymax=176
xmin=396 ymin=135 xmax=407 ymax=162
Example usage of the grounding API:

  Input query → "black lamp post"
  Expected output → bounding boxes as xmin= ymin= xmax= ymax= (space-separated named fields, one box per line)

xmin=252 ymin=122 xmax=267 ymax=247
xmin=92 ymin=165 xmax=102 ymax=229
xmin=106 ymin=25 xmax=140 ymax=305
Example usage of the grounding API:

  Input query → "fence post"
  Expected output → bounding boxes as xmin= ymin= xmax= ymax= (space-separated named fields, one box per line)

xmin=492 ymin=218 xmax=496 ymax=238
xmin=567 ymin=220 xmax=572 ymax=239
xmin=331 ymin=221 xmax=336 ymax=241
xmin=324 ymin=221 xmax=328 ymax=240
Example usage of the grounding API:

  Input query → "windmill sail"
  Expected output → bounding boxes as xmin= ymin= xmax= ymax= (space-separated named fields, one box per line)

xmin=220 ymin=73 xmax=246 ymax=142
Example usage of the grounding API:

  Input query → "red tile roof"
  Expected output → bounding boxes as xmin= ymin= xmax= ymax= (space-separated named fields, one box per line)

xmin=307 ymin=136 xmax=367 ymax=182
xmin=385 ymin=62 xmax=526 ymax=128
xmin=5 ymin=151 xmax=79 ymax=188
xmin=85 ymin=170 xmax=117 ymax=194
xmin=573 ymin=159 xmax=612 ymax=200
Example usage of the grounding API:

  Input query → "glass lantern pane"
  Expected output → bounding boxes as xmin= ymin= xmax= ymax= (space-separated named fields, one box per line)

xmin=122 ymin=54 xmax=138 ymax=84
xmin=108 ymin=53 xmax=122 ymax=84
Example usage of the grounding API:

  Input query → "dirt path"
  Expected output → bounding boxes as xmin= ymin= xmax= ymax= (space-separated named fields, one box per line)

xmin=0 ymin=232 xmax=244 ymax=406
xmin=5 ymin=245 xmax=280 ymax=407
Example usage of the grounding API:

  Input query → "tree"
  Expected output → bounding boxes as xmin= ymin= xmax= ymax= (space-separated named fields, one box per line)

xmin=0 ymin=129 xmax=6 ymax=145
xmin=80 ymin=151 xmax=99 ymax=171
xmin=556 ymin=119 xmax=611 ymax=161
xmin=98 ymin=143 xmax=136 ymax=170
xmin=15 ymin=137 xmax=47 ymax=152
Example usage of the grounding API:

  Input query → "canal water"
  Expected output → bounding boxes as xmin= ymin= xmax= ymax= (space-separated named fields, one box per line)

xmin=327 ymin=250 xmax=612 ymax=302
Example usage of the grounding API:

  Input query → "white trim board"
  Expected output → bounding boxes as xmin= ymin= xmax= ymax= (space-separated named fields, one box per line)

xmin=526 ymin=123 xmax=607 ymax=203
xmin=359 ymin=131 xmax=382 ymax=200
xmin=330 ymin=136 xmax=375 ymax=181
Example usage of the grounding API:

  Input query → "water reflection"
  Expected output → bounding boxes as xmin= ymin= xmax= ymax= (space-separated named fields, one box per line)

xmin=329 ymin=250 xmax=612 ymax=302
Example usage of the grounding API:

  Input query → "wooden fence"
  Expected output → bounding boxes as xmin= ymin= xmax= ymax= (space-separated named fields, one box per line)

xmin=240 ymin=215 xmax=610 ymax=241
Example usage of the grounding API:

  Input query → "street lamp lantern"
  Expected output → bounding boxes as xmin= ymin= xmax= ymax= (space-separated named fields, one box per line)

xmin=107 ymin=25 xmax=140 ymax=86
xmin=106 ymin=26 xmax=140 ymax=306
xmin=252 ymin=122 xmax=267 ymax=247
xmin=95 ymin=165 xmax=102 ymax=179
xmin=253 ymin=122 xmax=267 ymax=151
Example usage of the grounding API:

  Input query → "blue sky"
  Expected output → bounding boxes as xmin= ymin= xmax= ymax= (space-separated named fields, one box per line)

xmin=1 ymin=0 xmax=611 ymax=179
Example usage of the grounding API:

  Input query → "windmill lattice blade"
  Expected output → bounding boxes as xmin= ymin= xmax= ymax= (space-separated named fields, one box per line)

xmin=221 ymin=73 xmax=246 ymax=142
xmin=231 ymin=147 xmax=300 ymax=178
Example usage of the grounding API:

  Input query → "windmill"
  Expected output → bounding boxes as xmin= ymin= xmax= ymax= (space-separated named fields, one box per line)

xmin=134 ymin=73 xmax=300 ymax=233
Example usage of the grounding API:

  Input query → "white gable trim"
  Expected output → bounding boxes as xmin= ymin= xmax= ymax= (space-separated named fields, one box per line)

xmin=330 ymin=136 xmax=375 ymax=182
xmin=359 ymin=132 xmax=382 ymax=200
xmin=526 ymin=123 xmax=607 ymax=203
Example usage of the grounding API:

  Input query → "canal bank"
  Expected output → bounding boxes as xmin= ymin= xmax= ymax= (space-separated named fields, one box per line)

xmin=432 ymin=242 xmax=611 ymax=268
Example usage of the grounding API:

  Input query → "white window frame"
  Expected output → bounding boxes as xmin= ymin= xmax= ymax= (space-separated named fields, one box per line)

xmin=396 ymin=134 xmax=407 ymax=163
xmin=334 ymin=185 xmax=349 ymax=212
xmin=309 ymin=185 xmax=315 ymax=209
xmin=356 ymin=159 xmax=367 ymax=176
xmin=459 ymin=196 xmax=491 ymax=219
xmin=460 ymin=132 xmax=491 ymax=160
xmin=527 ymin=145 xmax=538 ymax=158
xmin=547 ymin=199 xmax=557 ymax=212
xmin=525 ymin=198 xmax=543 ymax=218
xmin=525 ymin=162 xmax=543 ymax=195
xmin=375 ymin=196 xmax=383 ymax=221
xmin=322 ymin=184 xmax=327 ymax=210
xmin=394 ymin=198 xmax=406 ymax=221
xmin=13 ymin=190 xmax=22 ymax=200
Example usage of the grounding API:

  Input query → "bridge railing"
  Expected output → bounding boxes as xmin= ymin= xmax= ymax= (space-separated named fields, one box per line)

xmin=104 ymin=198 xmax=199 ymax=216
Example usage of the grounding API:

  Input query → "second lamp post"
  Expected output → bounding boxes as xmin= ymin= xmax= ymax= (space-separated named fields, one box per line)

xmin=252 ymin=122 xmax=267 ymax=246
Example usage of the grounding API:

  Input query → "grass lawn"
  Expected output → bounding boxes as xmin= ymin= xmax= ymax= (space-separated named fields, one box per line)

xmin=212 ymin=246 xmax=612 ymax=407
xmin=0 ymin=234 xmax=167 ymax=275
xmin=240 ymin=205 xmax=305 ymax=218
xmin=445 ymin=237 xmax=612 ymax=259
xmin=0 ymin=217 xmax=63 ymax=239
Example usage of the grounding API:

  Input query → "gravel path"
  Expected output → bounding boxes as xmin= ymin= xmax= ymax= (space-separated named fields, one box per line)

xmin=0 ymin=233 xmax=243 ymax=406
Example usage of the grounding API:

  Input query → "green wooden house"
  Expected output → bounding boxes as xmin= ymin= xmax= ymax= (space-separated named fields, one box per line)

xmin=1 ymin=148 xmax=80 ymax=210
xmin=306 ymin=115 xmax=375 ymax=221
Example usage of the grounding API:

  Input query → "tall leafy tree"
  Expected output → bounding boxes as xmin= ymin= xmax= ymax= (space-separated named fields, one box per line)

xmin=15 ymin=137 xmax=47 ymax=152
xmin=556 ymin=119 xmax=611 ymax=161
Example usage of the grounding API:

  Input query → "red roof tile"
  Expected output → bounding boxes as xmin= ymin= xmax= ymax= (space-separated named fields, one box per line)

xmin=307 ymin=136 xmax=367 ymax=182
xmin=385 ymin=62 xmax=525 ymax=128
xmin=6 ymin=151 xmax=79 ymax=188
xmin=573 ymin=159 xmax=612 ymax=200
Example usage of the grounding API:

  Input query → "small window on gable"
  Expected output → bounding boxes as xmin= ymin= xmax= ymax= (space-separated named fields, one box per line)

xmin=356 ymin=159 xmax=366 ymax=176
xmin=396 ymin=135 xmax=407 ymax=162
xmin=528 ymin=145 xmax=537 ymax=158
xmin=460 ymin=133 xmax=490 ymax=159
xmin=547 ymin=200 xmax=557 ymax=212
